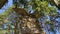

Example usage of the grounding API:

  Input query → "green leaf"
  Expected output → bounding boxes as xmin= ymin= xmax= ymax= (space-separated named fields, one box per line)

xmin=36 ymin=7 xmax=41 ymax=11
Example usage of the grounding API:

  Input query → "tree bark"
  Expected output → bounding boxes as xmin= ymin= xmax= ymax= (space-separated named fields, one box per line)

xmin=0 ymin=0 xmax=8 ymax=9
xmin=19 ymin=16 xmax=45 ymax=34
xmin=13 ymin=8 xmax=45 ymax=34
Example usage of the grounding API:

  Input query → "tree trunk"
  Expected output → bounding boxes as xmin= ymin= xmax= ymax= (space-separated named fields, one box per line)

xmin=14 ymin=22 xmax=17 ymax=34
xmin=13 ymin=8 xmax=45 ymax=34
xmin=0 ymin=0 xmax=8 ymax=9
xmin=18 ymin=16 xmax=45 ymax=34
xmin=14 ymin=17 xmax=19 ymax=34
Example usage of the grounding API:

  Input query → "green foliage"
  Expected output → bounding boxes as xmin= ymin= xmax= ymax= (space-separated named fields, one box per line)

xmin=44 ymin=20 xmax=52 ymax=24
xmin=0 ymin=7 xmax=13 ymax=24
xmin=19 ymin=0 xmax=57 ymax=18
xmin=44 ymin=19 xmax=55 ymax=32
xmin=48 ymin=6 xmax=57 ymax=17
xmin=58 ymin=0 xmax=60 ymax=2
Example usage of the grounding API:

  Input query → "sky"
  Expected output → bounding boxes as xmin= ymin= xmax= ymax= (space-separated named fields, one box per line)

xmin=0 ymin=0 xmax=60 ymax=34
xmin=0 ymin=0 xmax=12 ymax=14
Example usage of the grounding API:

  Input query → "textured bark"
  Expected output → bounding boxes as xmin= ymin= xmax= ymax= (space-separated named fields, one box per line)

xmin=13 ymin=8 xmax=45 ymax=34
xmin=19 ymin=16 xmax=45 ymax=34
